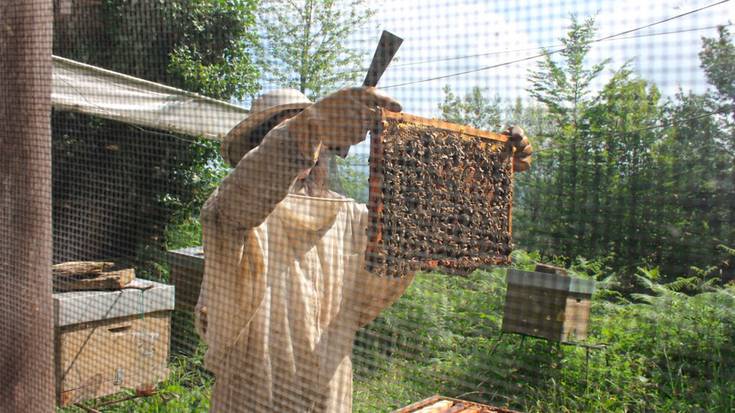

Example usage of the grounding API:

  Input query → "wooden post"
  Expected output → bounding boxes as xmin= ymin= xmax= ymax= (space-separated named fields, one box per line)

xmin=0 ymin=0 xmax=55 ymax=411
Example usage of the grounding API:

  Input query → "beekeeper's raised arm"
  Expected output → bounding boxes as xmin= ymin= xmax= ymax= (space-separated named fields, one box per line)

xmin=207 ymin=87 xmax=402 ymax=230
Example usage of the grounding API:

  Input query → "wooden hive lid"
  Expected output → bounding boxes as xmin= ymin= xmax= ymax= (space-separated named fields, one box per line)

xmin=53 ymin=279 xmax=174 ymax=327
xmin=393 ymin=395 xmax=522 ymax=413
xmin=506 ymin=268 xmax=596 ymax=296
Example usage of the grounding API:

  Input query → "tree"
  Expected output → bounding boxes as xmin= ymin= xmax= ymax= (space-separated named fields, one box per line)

xmin=438 ymin=85 xmax=503 ymax=130
xmin=257 ymin=0 xmax=375 ymax=99
xmin=55 ymin=0 xmax=260 ymax=100
xmin=433 ymin=17 xmax=734 ymax=285
xmin=528 ymin=16 xmax=608 ymax=129
xmin=167 ymin=0 xmax=261 ymax=100
xmin=585 ymin=70 xmax=661 ymax=274
xmin=526 ymin=16 xmax=610 ymax=260
xmin=700 ymin=27 xmax=735 ymax=241
xmin=700 ymin=26 xmax=735 ymax=119
xmin=651 ymin=26 xmax=735 ymax=280
xmin=655 ymin=91 xmax=730 ymax=277
xmin=51 ymin=1 xmax=260 ymax=265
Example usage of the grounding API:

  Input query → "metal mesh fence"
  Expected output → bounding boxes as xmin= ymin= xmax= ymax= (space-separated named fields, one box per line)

xmin=1 ymin=0 xmax=734 ymax=412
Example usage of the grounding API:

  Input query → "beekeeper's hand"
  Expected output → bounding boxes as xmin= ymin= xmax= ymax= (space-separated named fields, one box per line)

xmin=505 ymin=126 xmax=532 ymax=172
xmin=286 ymin=87 xmax=402 ymax=159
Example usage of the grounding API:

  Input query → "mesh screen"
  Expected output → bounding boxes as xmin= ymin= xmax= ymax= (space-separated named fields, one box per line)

xmin=1 ymin=0 xmax=734 ymax=412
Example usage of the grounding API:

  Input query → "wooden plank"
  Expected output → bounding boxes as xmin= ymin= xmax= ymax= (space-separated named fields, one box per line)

xmin=167 ymin=248 xmax=205 ymax=312
xmin=394 ymin=395 xmax=522 ymax=413
xmin=53 ymin=261 xmax=115 ymax=277
xmin=440 ymin=403 xmax=468 ymax=413
xmin=562 ymin=295 xmax=592 ymax=341
xmin=393 ymin=395 xmax=443 ymax=413
xmin=534 ymin=263 xmax=568 ymax=276
xmin=382 ymin=110 xmax=510 ymax=143
xmin=413 ymin=400 xmax=454 ymax=413
xmin=54 ymin=279 xmax=174 ymax=327
xmin=54 ymin=268 xmax=135 ymax=292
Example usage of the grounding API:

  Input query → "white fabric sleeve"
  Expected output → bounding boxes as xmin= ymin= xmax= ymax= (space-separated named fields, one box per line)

xmin=209 ymin=122 xmax=317 ymax=230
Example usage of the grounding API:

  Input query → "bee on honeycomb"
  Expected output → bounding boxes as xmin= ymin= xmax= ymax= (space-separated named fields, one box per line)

xmin=366 ymin=113 xmax=517 ymax=278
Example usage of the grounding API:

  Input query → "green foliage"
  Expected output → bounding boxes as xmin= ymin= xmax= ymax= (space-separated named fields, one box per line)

xmin=51 ymin=112 xmax=226 ymax=279
xmin=523 ymin=16 xmax=617 ymax=264
xmin=438 ymin=86 xmax=503 ymax=130
xmin=136 ymin=137 xmax=227 ymax=279
xmin=166 ymin=0 xmax=261 ymax=100
xmin=57 ymin=0 xmax=260 ymax=100
xmin=56 ymin=252 xmax=735 ymax=413
xmin=528 ymin=15 xmax=609 ymax=128
xmin=700 ymin=26 xmax=735 ymax=111
xmin=651 ymin=90 xmax=734 ymax=278
xmin=334 ymin=154 xmax=370 ymax=203
xmin=437 ymin=16 xmax=734 ymax=282
xmin=52 ymin=1 xmax=249 ymax=272
xmin=159 ymin=138 xmax=229 ymax=229
xmin=58 ymin=346 xmax=213 ymax=412
xmin=257 ymin=0 xmax=374 ymax=99
xmin=354 ymin=254 xmax=735 ymax=412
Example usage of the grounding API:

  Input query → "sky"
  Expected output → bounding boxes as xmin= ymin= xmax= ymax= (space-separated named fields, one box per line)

xmin=248 ymin=0 xmax=733 ymax=158
xmin=346 ymin=0 xmax=734 ymax=117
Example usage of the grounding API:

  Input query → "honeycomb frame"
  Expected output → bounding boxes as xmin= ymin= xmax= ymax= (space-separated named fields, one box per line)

xmin=366 ymin=110 xmax=515 ymax=277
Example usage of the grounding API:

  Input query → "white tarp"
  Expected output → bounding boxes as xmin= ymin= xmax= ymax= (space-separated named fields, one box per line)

xmin=52 ymin=56 xmax=248 ymax=140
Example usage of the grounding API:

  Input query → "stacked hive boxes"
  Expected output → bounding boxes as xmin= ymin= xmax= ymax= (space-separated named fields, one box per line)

xmin=54 ymin=279 xmax=174 ymax=405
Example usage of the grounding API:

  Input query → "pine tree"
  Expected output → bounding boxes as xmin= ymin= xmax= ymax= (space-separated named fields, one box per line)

xmin=526 ymin=16 xmax=609 ymax=259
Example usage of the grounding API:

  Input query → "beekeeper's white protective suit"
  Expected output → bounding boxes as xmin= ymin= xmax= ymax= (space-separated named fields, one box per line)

xmin=195 ymin=88 xmax=413 ymax=412
xmin=195 ymin=87 xmax=533 ymax=412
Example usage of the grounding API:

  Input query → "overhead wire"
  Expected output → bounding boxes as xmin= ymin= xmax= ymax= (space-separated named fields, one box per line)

xmin=380 ymin=0 xmax=731 ymax=89
xmin=387 ymin=23 xmax=733 ymax=69
xmin=284 ymin=22 xmax=731 ymax=98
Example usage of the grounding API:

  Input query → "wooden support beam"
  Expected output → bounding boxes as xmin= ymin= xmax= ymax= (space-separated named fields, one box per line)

xmin=0 ymin=0 xmax=55 ymax=411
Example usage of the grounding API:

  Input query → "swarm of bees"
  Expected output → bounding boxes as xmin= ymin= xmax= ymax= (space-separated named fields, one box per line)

xmin=366 ymin=114 xmax=515 ymax=278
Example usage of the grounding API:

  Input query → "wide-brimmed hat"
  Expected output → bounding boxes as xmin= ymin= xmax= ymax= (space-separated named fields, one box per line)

xmin=222 ymin=88 xmax=312 ymax=166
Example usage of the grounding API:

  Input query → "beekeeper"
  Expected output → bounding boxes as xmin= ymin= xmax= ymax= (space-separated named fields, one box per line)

xmin=194 ymin=87 xmax=532 ymax=413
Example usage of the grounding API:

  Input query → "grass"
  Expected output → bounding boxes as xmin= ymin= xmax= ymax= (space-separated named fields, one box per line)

xmin=353 ymin=252 xmax=735 ymax=412
xmin=58 ymin=249 xmax=735 ymax=412
xmin=59 ymin=346 xmax=212 ymax=413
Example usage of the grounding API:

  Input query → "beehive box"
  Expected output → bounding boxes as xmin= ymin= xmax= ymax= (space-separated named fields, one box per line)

xmin=54 ymin=279 xmax=174 ymax=406
xmin=167 ymin=246 xmax=204 ymax=313
xmin=502 ymin=268 xmax=595 ymax=342
xmin=167 ymin=246 xmax=205 ymax=355
xmin=393 ymin=395 xmax=521 ymax=413
xmin=367 ymin=110 xmax=514 ymax=278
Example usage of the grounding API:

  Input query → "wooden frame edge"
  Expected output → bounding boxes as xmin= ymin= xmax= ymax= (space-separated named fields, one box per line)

xmin=381 ymin=109 xmax=510 ymax=143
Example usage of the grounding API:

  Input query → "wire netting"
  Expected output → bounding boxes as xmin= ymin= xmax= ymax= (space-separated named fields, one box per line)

xmin=1 ymin=0 xmax=734 ymax=412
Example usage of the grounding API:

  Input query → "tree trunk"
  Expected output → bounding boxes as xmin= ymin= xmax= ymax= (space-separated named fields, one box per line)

xmin=0 ymin=1 xmax=55 ymax=411
xmin=589 ymin=144 xmax=602 ymax=255
xmin=299 ymin=0 xmax=314 ymax=94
